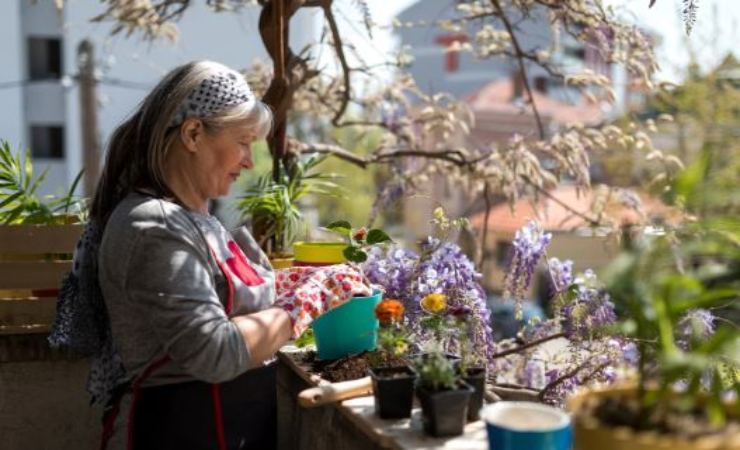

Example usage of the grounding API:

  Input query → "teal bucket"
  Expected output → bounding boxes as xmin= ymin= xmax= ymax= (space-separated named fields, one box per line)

xmin=312 ymin=290 xmax=382 ymax=360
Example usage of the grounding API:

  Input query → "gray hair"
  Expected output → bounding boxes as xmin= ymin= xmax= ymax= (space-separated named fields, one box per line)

xmin=91 ymin=60 xmax=272 ymax=225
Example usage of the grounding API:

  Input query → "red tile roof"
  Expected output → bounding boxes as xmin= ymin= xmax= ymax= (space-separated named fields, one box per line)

xmin=466 ymin=79 xmax=605 ymax=126
xmin=469 ymin=185 xmax=678 ymax=234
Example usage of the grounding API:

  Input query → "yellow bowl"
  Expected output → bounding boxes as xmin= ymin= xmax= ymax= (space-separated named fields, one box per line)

xmin=292 ymin=241 xmax=347 ymax=265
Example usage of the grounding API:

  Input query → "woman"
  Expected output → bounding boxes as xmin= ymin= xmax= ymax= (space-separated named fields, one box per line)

xmin=71 ymin=61 xmax=357 ymax=450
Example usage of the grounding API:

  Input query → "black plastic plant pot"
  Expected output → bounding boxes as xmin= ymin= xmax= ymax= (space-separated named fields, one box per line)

xmin=369 ymin=366 xmax=418 ymax=419
xmin=416 ymin=382 xmax=474 ymax=437
xmin=460 ymin=366 xmax=486 ymax=422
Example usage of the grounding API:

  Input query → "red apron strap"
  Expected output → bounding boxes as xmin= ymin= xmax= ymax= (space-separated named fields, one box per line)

xmin=208 ymin=243 xmax=236 ymax=450
xmin=98 ymin=355 xmax=171 ymax=450
xmin=210 ymin=246 xmax=235 ymax=316
xmin=211 ymin=384 xmax=228 ymax=450
xmin=127 ymin=356 xmax=171 ymax=450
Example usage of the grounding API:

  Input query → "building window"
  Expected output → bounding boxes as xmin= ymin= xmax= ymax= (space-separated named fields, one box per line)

xmin=28 ymin=37 xmax=62 ymax=80
xmin=30 ymin=125 xmax=65 ymax=159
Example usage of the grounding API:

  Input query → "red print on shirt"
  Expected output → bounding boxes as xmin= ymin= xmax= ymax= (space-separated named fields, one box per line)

xmin=225 ymin=241 xmax=265 ymax=287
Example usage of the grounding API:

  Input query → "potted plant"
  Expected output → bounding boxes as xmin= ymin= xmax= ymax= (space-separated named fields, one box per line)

xmin=0 ymin=140 xmax=86 ymax=226
xmin=412 ymin=349 xmax=473 ymax=437
xmin=567 ymin=216 xmax=739 ymax=449
xmin=0 ymin=140 xmax=86 ymax=329
xmin=450 ymin=303 xmax=488 ymax=422
xmin=236 ymin=153 xmax=341 ymax=268
xmin=293 ymin=220 xmax=392 ymax=266
xmin=309 ymin=220 xmax=392 ymax=360
xmin=368 ymin=298 xmax=417 ymax=419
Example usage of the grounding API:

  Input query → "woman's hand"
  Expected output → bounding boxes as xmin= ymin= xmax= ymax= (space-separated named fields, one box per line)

xmin=231 ymin=307 xmax=292 ymax=367
xmin=273 ymin=265 xmax=371 ymax=338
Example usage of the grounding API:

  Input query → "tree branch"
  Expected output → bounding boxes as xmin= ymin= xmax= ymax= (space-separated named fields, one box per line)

xmin=490 ymin=332 xmax=568 ymax=359
xmin=538 ymin=361 xmax=609 ymax=401
xmin=478 ymin=182 xmax=492 ymax=268
xmin=320 ymin=0 xmax=351 ymax=126
xmin=522 ymin=176 xmax=602 ymax=227
xmin=490 ymin=0 xmax=546 ymax=139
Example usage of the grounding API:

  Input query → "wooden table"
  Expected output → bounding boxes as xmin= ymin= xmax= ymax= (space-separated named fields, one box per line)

xmin=277 ymin=346 xmax=489 ymax=450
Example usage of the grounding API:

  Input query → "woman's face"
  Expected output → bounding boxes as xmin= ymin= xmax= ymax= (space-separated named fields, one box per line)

xmin=193 ymin=123 xmax=256 ymax=198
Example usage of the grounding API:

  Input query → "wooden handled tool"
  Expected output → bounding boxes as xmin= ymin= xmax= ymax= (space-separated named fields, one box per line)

xmin=298 ymin=376 xmax=373 ymax=408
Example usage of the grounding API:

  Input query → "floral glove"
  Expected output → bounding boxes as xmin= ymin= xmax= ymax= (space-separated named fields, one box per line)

xmin=274 ymin=265 xmax=372 ymax=338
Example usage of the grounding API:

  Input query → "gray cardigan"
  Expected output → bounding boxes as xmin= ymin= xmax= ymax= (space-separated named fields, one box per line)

xmin=99 ymin=192 xmax=276 ymax=387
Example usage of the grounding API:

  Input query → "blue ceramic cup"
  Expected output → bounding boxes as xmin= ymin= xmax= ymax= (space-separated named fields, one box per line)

xmin=482 ymin=401 xmax=572 ymax=450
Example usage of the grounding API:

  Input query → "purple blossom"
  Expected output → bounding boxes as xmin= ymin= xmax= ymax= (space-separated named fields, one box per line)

xmin=560 ymin=270 xmax=617 ymax=339
xmin=548 ymin=258 xmax=573 ymax=293
xmin=621 ymin=341 xmax=639 ymax=366
xmin=363 ymin=239 xmax=496 ymax=366
xmin=504 ymin=221 xmax=552 ymax=302
xmin=522 ymin=359 xmax=546 ymax=389
xmin=448 ymin=304 xmax=472 ymax=319
xmin=677 ymin=309 xmax=716 ymax=349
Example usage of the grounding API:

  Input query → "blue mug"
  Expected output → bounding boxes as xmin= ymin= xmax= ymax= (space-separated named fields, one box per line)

xmin=482 ymin=401 xmax=572 ymax=450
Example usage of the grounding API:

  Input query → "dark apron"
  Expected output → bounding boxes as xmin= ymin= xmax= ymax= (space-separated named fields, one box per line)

xmin=132 ymin=363 xmax=277 ymax=450
xmin=100 ymin=244 xmax=277 ymax=450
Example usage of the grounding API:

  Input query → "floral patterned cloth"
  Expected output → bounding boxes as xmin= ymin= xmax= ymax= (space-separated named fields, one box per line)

xmin=274 ymin=265 xmax=371 ymax=337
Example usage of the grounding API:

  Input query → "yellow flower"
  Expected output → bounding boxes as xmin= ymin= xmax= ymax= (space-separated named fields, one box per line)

xmin=420 ymin=293 xmax=447 ymax=314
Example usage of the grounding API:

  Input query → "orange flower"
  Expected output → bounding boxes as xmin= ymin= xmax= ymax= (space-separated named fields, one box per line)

xmin=375 ymin=299 xmax=405 ymax=324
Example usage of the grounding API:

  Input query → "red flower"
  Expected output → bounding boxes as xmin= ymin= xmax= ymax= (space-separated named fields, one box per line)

xmin=353 ymin=227 xmax=368 ymax=241
xmin=375 ymin=299 xmax=405 ymax=325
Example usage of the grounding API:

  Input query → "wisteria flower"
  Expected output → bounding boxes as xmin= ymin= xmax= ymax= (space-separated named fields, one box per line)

xmin=504 ymin=221 xmax=552 ymax=303
xmin=548 ymin=257 xmax=573 ymax=294
xmin=561 ymin=270 xmax=617 ymax=340
xmin=363 ymin=241 xmax=496 ymax=366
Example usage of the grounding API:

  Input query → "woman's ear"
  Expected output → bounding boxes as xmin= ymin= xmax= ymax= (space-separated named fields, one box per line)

xmin=180 ymin=118 xmax=204 ymax=153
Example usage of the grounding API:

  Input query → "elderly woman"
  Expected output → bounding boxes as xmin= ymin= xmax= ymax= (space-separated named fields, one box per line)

xmin=51 ymin=61 xmax=364 ymax=450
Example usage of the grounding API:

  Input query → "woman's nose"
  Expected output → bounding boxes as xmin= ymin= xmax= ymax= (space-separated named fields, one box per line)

xmin=241 ymin=150 xmax=253 ymax=169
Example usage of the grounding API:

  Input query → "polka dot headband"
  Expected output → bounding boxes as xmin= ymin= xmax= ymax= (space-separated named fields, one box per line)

xmin=170 ymin=66 xmax=255 ymax=127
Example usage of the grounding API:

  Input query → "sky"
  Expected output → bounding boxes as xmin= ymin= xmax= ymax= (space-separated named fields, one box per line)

xmin=339 ymin=0 xmax=740 ymax=83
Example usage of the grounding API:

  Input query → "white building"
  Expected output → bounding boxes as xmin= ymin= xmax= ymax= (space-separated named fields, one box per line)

xmin=0 ymin=0 xmax=318 ymax=201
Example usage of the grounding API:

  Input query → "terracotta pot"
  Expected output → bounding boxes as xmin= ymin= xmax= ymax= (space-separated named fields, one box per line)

xmin=369 ymin=366 xmax=417 ymax=419
xmin=567 ymin=386 xmax=739 ymax=450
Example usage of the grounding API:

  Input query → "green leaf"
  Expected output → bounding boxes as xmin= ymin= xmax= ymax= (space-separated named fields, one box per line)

xmin=343 ymin=245 xmax=368 ymax=263
xmin=0 ymin=191 xmax=22 ymax=209
xmin=294 ymin=327 xmax=315 ymax=348
xmin=326 ymin=220 xmax=352 ymax=237
xmin=366 ymin=229 xmax=392 ymax=245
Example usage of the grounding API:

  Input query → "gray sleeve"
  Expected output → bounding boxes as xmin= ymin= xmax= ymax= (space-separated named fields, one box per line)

xmin=125 ymin=225 xmax=251 ymax=384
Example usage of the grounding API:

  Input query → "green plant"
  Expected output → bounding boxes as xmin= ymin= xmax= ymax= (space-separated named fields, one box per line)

xmin=413 ymin=350 xmax=460 ymax=392
xmin=324 ymin=220 xmax=392 ymax=263
xmin=371 ymin=298 xmax=410 ymax=367
xmin=602 ymin=160 xmax=740 ymax=427
xmin=236 ymin=154 xmax=342 ymax=255
xmin=0 ymin=140 xmax=85 ymax=225
xmin=294 ymin=327 xmax=315 ymax=348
